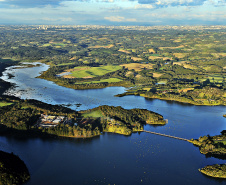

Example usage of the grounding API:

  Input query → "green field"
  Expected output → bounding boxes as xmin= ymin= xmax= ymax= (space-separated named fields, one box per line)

xmin=0 ymin=102 xmax=13 ymax=107
xmin=56 ymin=62 xmax=75 ymax=66
xmin=76 ymin=78 xmax=122 ymax=84
xmin=82 ymin=110 xmax=104 ymax=118
xmin=200 ymin=75 xmax=224 ymax=83
xmin=208 ymin=75 xmax=224 ymax=83
xmin=70 ymin=66 xmax=122 ymax=78
xmin=214 ymin=140 xmax=226 ymax=145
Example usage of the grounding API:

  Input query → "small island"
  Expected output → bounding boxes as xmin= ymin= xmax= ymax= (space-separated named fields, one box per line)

xmin=190 ymin=131 xmax=226 ymax=178
xmin=0 ymin=151 xmax=30 ymax=185
xmin=190 ymin=130 xmax=226 ymax=158
xmin=199 ymin=164 xmax=226 ymax=179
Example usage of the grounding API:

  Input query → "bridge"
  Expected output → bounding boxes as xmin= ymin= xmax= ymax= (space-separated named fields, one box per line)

xmin=143 ymin=130 xmax=189 ymax=142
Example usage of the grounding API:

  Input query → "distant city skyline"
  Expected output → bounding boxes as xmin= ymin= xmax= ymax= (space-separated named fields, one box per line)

xmin=0 ymin=0 xmax=225 ymax=25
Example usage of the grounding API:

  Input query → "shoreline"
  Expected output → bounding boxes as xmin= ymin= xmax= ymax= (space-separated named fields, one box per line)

xmin=2 ymin=62 xmax=225 ymax=107
xmin=115 ymin=92 xmax=226 ymax=106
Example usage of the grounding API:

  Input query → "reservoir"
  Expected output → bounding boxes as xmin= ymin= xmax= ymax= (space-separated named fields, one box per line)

xmin=0 ymin=63 xmax=225 ymax=185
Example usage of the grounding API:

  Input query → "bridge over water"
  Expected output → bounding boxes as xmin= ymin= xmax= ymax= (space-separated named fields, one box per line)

xmin=143 ymin=130 xmax=190 ymax=142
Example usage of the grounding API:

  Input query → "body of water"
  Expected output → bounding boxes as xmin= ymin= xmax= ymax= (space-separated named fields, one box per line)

xmin=0 ymin=63 xmax=225 ymax=185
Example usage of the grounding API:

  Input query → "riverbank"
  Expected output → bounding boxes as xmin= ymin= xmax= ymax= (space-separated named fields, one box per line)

xmin=40 ymin=72 xmax=226 ymax=106
xmin=115 ymin=91 xmax=226 ymax=106
xmin=0 ymin=94 xmax=167 ymax=139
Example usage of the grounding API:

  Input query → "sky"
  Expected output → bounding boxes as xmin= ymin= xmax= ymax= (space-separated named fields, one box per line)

xmin=0 ymin=0 xmax=225 ymax=25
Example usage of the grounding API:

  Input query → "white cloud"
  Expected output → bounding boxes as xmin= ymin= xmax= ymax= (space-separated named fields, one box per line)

xmin=0 ymin=0 xmax=225 ymax=25
xmin=41 ymin=17 xmax=73 ymax=22
xmin=100 ymin=0 xmax=115 ymax=2
xmin=135 ymin=4 xmax=154 ymax=8
xmin=156 ymin=0 xmax=195 ymax=5
xmin=104 ymin=16 xmax=137 ymax=22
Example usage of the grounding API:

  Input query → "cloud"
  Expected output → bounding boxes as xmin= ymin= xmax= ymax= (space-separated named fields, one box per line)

xmin=208 ymin=0 xmax=226 ymax=6
xmin=135 ymin=4 xmax=154 ymax=8
xmin=0 ymin=0 xmax=225 ymax=25
xmin=0 ymin=0 xmax=61 ymax=7
xmin=0 ymin=0 xmax=117 ymax=8
xmin=41 ymin=17 xmax=73 ymax=22
xmin=130 ymin=0 xmax=208 ymax=7
xmin=104 ymin=16 xmax=137 ymax=22
xmin=100 ymin=0 xmax=115 ymax=2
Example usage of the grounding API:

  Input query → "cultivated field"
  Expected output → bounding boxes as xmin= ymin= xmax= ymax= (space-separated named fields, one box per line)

xmin=76 ymin=78 xmax=122 ymax=84
xmin=82 ymin=110 xmax=104 ymax=118
xmin=0 ymin=102 xmax=13 ymax=107
xmin=64 ymin=65 xmax=122 ymax=78
xmin=120 ymin=63 xmax=153 ymax=71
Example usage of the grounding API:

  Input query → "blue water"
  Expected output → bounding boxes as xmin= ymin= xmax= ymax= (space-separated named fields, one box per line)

xmin=0 ymin=63 xmax=225 ymax=185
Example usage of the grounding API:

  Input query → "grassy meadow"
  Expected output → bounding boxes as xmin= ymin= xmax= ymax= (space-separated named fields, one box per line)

xmin=69 ymin=65 xmax=122 ymax=78
xmin=75 ymin=78 xmax=122 ymax=84
xmin=82 ymin=110 xmax=104 ymax=118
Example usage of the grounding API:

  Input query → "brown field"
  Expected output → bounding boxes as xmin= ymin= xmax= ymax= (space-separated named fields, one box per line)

xmin=131 ymin=57 xmax=143 ymax=61
xmin=70 ymin=56 xmax=77 ymax=60
xmin=173 ymin=61 xmax=196 ymax=69
xmin=118 ymin=49 xmax=131 ymax=54
xmin=212 ymin=53 xmax=226 ymax=57
xmin=153 ymin=73 xmax=163 ymax=78
xmin=178 ymin=88 xmax=193 ymax=93
xmin=135 ymin=74 xmax=142 ymax=78
xmin=148 ymin=49 xmax=156 ymax=53
xmin=173 ymin=39 xmax=182 ymax=42
xmin=125 ymin=71 xmax=134 ymax=77
xmin=159 ymin=45 xmax=184 ymax=50
xmin=62 ymin=75 xmax=76 ymax=79
xmin=88 ymin=44 xmax=114 ymax=49
xmin=173 ymin=53 xmax=188 ymax=59
xmin=173 ymin=61 xmax=187 ymax=66
xmin=183 ymin=64 xmax=197 ymax=69
xmin=121 ymin=63 xmax=153 ymax=71
xmin=149 ymin=56 xmax=172 ymax=61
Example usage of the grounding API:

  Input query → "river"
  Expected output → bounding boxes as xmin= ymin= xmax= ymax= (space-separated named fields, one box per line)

xmin=0 ymin=63 xmax=225 ymax=185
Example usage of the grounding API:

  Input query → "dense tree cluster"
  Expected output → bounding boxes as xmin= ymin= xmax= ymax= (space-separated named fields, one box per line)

xmin=0 ymin=151 xmax=30 ymax=185
xmin=190 ymin=131 xmax=226 ymax=159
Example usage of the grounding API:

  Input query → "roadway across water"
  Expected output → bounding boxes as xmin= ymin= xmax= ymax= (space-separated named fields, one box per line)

xmin=143 ymin=130 xmax=189 ymax=141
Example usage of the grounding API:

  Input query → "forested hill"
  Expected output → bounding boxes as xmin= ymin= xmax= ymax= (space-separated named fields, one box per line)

xmin=0 ymin=151 xmax=30 ymax=185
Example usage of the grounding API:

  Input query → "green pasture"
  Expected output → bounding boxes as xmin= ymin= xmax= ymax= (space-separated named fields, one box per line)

xmin=208 ymin=75 xmax=224 ymax=83
xmin=21 ymin=106 xmax=29 ymax=109
xmin=0 ymin=102 xmax=13 ymax=107
xmin=70 ymin=66 xmax=122 ymax=78
xmin=42 ymin=43 xmax=51 ymax=47
xmin=76 ymin=78 xmax=122 ymax=84
xmin=150 ymin=54 xmax=159 ymax=56
xmin=156 ymin=81 xmax=167 ymax=85
xmin=214 ymin=140 xmax=226 ymax=145
xmin=56 ymin=62 xmax=75 ymax=66
xmin=200 ymin=74 xmax=224 ymax=83
xmin=82 ymin=110 xmax=104 ymax=118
